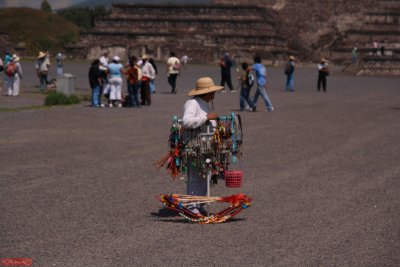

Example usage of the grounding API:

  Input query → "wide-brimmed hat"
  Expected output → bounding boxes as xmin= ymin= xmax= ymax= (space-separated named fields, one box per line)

xmin=37 ymin=51 xmax=47 ymax=59
xmin=289 ymin=56 xmax=296 ymax=61
xmin=321 ymin=58 xmax=327 ymax=63
xmin=12 ymin=54 xmax=20 ymax=62
xmin=142 ymin=54 xmax=149 ymax=60
xmin=113 ymin=56 xmax=121 ymax=62
xmin=188 ymin=77 xmax=224 ymax=96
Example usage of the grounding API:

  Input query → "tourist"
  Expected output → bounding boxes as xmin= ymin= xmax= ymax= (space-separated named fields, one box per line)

xmin=166 ymin=52 xmax=180 ymax=94
xmin=181 ymin=54 xmax=188 ymax=69
xmin=55 ymin=53 xmax=64 ymax=77
xmin=182 ymin=77 xmax=223 ymax=214
xmin=3 ymin=51 xmax=12 ymax=93
xmin=148 ymin=57 xmax=158 ymax=94
xmin=352 ymin=47 xmax=358 ymax=63
xmin=317 ymin=58 xmax=329 ymax=92
xmin=35 ymin=51 xmax=50 ymax=93
xmin=380 ymin=40 xmax=385 ymax=56
xmin=123 ymin=56 xmax=142 ymax=108
xmin=284 ymin=56 xmax=296 ymax=92
xmin=141 ymin=55 xmax=155 ymax=106
xmin=99 ymin=52 xmax=109 ymax=106
xmin=373 ymin=41 xmax=379 ymax=55
xmin=219 ymin=52 xmax=235 ymax=93
xmin=6 ymin=54 xmax=22 ymax=96
xmin=252 ymin=55 xmax=274 ymax=112
xmin=107 ymin=56 xmax=124 ymax=108
xmin=239 ymin=62 xmax=256 ymax=112
xmin=88 ymin=59 xmax=103 ymax=107
xmin=0 ymin=57 xmax=3 ymax=93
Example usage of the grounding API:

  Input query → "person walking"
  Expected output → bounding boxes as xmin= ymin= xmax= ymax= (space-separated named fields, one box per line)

xmin=352 ymin=47 xmax=358 ymax=63
xmin=252 ymin=55 xmax=274 ymax=112
xmin=219 ymin=52 xmax=235 ymax=93
xmin=284 ymin=56 xmax=296 ymax=92
xmin=317 ymin=58 xmax=329 ymax=92
xmin=239 ymin=62 xmax=256 ymax=112
xmin=167 ymin=52 xmax=180 ymax=94
xmin=6 ymin=54 xmax=22 ymax=96
xmin=182 ymin=77 xmax=224 ymax=214
xmin=107 ymin=56 xmax=124 ymax=108
xmin=141 ymin=55 xmax=155 ymax=106
xmin=88 ymin=59 xmax=103 ymax=107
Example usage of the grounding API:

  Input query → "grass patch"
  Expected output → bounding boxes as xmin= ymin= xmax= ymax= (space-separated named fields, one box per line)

xmin=44 ymin=91 xmax=80 ymax=106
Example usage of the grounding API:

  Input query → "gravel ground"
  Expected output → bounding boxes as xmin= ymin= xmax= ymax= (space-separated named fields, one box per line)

xmin=1 ymin=61 xmax=399 ymax=266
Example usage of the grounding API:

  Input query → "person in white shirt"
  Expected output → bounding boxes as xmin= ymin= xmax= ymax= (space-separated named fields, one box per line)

xmin=166 ymin=52 xmax=180 ymax=94
xmin=140 ymin=55 xmax=156 ymax=106
xmin=7 ymin=54 xmax=23 ymax=96
xmin=182 ymin=77 xmax=223 ymax=214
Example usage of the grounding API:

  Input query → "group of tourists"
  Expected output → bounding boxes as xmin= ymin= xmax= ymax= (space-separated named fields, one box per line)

xmin=88 ymin=51 xmax=183 ymax=108
xmin=219 ymin=53 xmax=330 ymax=114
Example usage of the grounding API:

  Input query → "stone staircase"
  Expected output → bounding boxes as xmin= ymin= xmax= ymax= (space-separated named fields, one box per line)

xmin=330 ymin=0 xmax=400 ymax=63
xmin=70 ymin=3 xmax=293 ymax=62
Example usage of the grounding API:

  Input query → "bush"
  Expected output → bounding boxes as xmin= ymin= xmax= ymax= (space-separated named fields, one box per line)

xmin=44 ymin=91 xmax=80 ymax=106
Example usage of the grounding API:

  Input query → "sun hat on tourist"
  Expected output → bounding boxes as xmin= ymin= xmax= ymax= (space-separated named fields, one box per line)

xmin=12 ymin=54 xmax=20 ymax=62
xmin=113 ymin=56 xmax=121 ymax=62
xmin=37 ymin=51 xmax=47 ymax=59
xmin=289 ymin=55 xmax=296 ymax=61
xmin=187 ymin=77 xmax=224 ymax=96
xmin=142 ymin=54 xmax=149 ymax=60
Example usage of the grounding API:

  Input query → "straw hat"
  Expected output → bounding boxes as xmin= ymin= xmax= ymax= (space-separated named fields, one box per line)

xmin=113 ymin=56 xmax=121 ymax=62
xmin=37 ymin=51 xmax=47 ymax=59
xmin=289 ymin=56 xmax=296 ymax=61
xmin=142 ymin=54 xmax=149 ymax=60
xmin=187 ymin=77 xmax=224 ymax=96
xmin=321 ymin=58 xmax=327 ymax=63
xmin=12 ymin=54 xmax=20 ymax=62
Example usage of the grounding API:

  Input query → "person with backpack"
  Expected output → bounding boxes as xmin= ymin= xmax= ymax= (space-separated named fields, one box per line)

xmin=251 ymin=55 xmax=274 ymax=112
xmin=6 ymin=54 xmax=23 ymax=96
xmin=239 ymin=62 xmax=256 ymax=112
xmin=284 ymin=56 xmax=296 ymax=92
xmin=166 ymin=52 xmax=180 ymax=94
xmin=3 ymin=51 xmax=12 ymax=93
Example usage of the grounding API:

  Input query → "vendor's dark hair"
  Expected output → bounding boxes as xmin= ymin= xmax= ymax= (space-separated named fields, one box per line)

xmin=241 ymin=62 xmax=248 ymax=70
xmin=92 ymin=59 xmax=100 ymax=66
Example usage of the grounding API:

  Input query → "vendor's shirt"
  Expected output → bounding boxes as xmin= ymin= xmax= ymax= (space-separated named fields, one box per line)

xmin=182 ymin=97 xmax=214 ymax=129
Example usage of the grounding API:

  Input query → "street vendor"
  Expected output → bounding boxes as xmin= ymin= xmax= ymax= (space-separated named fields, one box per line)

xmin=182 ymin=77 xmax=224 ymax=214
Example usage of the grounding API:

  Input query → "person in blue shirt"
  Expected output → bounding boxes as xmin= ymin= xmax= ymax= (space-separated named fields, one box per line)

xmin=284 ymin=56 xmax=296 ymax=91
xmin=251 ymin=55 xmax=274 ymax=112
xmin=107 ymin=56 xmax=124 ymax=108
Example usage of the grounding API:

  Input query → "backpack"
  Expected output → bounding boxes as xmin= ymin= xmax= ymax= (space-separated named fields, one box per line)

xmin=5 ymin=62 xmax=17 ymax=76
xmin=173 ymin=60 xmax=181 ymax=71
xmin=246 ymin=71 xmax=255 ymax=88
xmin=284 ymin=62 xmax=291 ymax=75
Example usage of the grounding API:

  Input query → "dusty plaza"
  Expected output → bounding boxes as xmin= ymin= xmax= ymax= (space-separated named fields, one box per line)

xmin=1 ymin=61 xmax=400 ymax=266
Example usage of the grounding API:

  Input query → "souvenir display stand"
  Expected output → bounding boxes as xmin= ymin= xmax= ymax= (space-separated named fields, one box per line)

xmin=155 ymin=112 xmax=252 ymax=224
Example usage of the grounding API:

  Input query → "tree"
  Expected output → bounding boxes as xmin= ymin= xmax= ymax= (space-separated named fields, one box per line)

xmin=41 ymin=0 xmax=52 ymax=13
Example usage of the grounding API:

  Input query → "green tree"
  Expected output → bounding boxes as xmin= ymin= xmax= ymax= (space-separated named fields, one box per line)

xmin=57 ymin=6 xmax=110 ymax=29
xmin=41 ymin=0 xmax=52 ymax=13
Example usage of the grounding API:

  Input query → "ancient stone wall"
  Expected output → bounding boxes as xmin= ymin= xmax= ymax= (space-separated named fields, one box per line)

xmin=77 ymin=3 xmax=292 ymax=63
